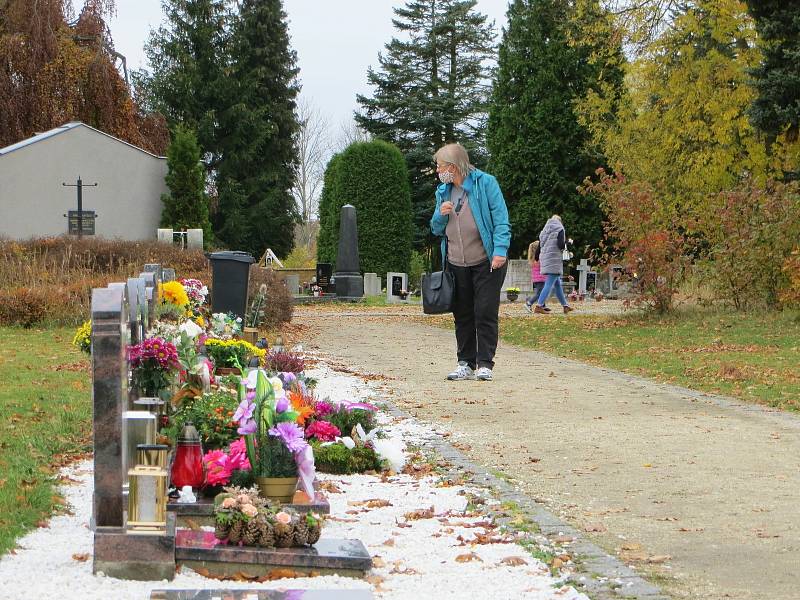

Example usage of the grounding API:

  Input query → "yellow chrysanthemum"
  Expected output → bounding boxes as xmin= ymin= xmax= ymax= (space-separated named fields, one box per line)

xmin=72 ymin=320 xmax=92 ymax=354
xmin=194 ymin=315 xmax=206 ymax=328
xmin=160 ymin=281 xmax=190 ymax=309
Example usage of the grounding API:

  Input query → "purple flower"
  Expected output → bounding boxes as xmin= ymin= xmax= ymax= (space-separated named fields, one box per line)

xmin=237 ymin=419 xmax=257 ymax=435
xmin=268 ymin=422 xmax=308 ymax=453
xmin=314 ymin=400 xmax=334 ymax=417
xmin=275 ymin=396 xmax=289 ymax=413
xmin=233 ymin=398 xmax=255 ymax=423
xmin=279 ymin=371 xmax=297 ymax=384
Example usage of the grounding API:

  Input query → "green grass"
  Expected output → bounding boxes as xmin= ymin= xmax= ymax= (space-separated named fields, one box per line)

xmin=0 ymin=326 xmax=92 ymax=555
xmin=498 ymin=307 xmax=800 ymax=410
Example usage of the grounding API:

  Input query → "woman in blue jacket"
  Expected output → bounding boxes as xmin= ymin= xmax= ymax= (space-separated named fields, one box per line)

xmin=430 ymin=143 xmax=511 ymax=382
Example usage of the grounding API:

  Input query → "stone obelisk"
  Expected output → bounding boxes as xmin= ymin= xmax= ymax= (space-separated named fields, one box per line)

xmin=333 ymin=204 xmax=364 ymax=299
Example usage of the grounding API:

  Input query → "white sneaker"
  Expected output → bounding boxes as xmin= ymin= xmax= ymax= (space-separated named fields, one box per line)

xmin=446 ymin=362 xmax=475 ymax=380
xmin=475 ymin=367 xmax=493 ymax=381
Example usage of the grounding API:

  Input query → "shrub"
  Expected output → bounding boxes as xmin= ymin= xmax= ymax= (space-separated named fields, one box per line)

xmin=310 ymin=441 xmax=384 ymax=474
xmin=319 ymin=141 xmax=413 ymax=276
xmin=247 ymin=267 xmax=293 ymax=329
xmin=580 ymin=170 xmax=688 ymax=313
xmin=408 ymin=250 xmax=426 ymax=291
xmin=782 ymin=249 xmax=800 ymax=308
xmin=0 ymin=287 xmax=48 ymax=327
xmin=697 ymin=180 xmax=800 ymax=309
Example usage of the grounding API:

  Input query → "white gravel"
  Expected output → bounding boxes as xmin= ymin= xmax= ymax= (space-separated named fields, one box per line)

xmin=0 ymin=361 xmax=588 ymax=600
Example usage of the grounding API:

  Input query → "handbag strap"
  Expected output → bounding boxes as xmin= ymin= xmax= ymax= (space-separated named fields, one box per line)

xmin=442 ymin=236 xmax=449 ymax=272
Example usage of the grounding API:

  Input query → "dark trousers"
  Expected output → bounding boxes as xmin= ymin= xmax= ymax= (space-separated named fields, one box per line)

xmin=449 ymin=259 xmax=508 ymax=370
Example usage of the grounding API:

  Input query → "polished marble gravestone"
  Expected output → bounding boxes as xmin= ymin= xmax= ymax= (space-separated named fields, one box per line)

xmin=175 ymin=530 xmax=372 ymax=579
xmin=150 ymin=590 xmax=374 ymax=600
xmin=169 ymin=493 xmax=329 ymax=528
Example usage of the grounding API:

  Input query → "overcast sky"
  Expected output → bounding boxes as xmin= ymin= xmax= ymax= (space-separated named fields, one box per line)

xmin=109 ymin=0 xmax=510 ymax=130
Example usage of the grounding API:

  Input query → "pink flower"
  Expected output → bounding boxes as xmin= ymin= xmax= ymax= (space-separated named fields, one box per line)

xmin=305 ymin=420 xmax=341 ymax=442
xmin=241 ymin=504 xmax=258 ymax=518
xmin=221 ymin=497 xmax=237 ymax=509
xmin=275 ymin=511 xmax=291 ymax=525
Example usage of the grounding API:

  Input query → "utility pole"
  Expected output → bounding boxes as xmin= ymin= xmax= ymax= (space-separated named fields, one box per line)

xmin=62 ymin=176 xmax=98 ymax=239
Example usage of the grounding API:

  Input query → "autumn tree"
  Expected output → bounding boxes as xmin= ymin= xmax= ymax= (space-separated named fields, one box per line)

xmin=0 ymin=0 xmax=167 ymax=153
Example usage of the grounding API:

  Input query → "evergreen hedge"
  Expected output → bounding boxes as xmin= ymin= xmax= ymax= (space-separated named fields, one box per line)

xmin=318 ymin=141 xmax=413 ymax=276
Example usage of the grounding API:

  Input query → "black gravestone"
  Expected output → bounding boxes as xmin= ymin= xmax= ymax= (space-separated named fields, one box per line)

xmin=316 ymin=262 xmax=333 ymax=293
xmin=333 ymin=204 xmax=363 ymax=299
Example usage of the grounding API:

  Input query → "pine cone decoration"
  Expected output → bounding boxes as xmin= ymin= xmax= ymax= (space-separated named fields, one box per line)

xmin=228 ymin=519 xmax=244 ymax=544
xmin=306 ymin=521 xmax=321 ymax=545
xmin=293 ymin=518 xmax=309 ymax=546
xmin=258 ymin=519 xmax=275 ymax=548
xmin=214 ymin=519 xmax=230 ymax=541
xmin=242 ymin=517 xmax=261 ymax=546
xmin=274 ymin=520 xmax=293 ymax=548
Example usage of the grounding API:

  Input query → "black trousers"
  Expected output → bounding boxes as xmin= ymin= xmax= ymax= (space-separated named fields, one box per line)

xmin=448 ymin=259 xmax=508 ymax=370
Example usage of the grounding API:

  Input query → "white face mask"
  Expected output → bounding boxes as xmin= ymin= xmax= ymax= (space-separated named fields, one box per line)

xmin=438 ymin=169 xmax=455 ymax=184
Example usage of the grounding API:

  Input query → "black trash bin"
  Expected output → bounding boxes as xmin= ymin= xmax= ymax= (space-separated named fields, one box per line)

xmin=208 ymin=251 xmax=255 ymax=320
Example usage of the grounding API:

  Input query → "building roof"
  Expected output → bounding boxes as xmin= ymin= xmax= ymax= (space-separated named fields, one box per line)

xmin=0 ymin=122 xmax=166 ymax=158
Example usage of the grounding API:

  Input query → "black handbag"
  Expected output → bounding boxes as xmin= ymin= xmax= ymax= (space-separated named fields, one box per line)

xmin=422 ymin=239 xmax=455 ymax=315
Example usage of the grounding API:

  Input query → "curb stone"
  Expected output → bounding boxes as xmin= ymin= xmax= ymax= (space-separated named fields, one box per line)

xmin=380 ymin=400 xmax=671 ymax=600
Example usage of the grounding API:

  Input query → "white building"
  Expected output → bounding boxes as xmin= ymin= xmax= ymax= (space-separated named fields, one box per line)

xmin=0 ymin=122 xmax=167 ymax=240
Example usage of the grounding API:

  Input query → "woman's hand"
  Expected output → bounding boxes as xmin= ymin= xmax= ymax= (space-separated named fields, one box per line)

xmin=440 ymin=201 xmax=454 ymax=216
xmin=491 ymin=256 xmax=506 ymax=270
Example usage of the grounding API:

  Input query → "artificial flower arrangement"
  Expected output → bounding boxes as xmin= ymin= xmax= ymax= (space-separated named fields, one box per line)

xmin=213 ymin=485 xmax=322 ymax=547
xmin=129 ymin=337 xmax=180 ymax=398
xmin=263 ymin=350 xmax=305 ymax=374
xmin=204 ymin=338 xmax=265 ymax=371
xmin=210 ymin=312 xmax=243 ymax=340
xmin=73 ymin=320 xmax=91 ymax=354
xmin=236 ymin=370 xmax=316 ymax=499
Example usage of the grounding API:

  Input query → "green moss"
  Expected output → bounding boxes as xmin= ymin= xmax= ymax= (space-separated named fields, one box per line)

xmin=311 ymin=442 xmax=384 ymax=474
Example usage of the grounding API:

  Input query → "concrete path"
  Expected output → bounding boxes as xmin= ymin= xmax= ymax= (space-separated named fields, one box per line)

xmin=297 ymin=312 xmax=800 ymax=600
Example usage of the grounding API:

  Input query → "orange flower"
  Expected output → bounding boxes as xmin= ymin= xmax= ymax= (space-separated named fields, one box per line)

xmin=289 ymin=389 xmax=314 ymax=426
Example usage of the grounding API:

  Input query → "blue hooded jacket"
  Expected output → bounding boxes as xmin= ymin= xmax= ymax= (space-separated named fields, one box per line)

xmin=429 ymin=169 xmax=511 ymax=263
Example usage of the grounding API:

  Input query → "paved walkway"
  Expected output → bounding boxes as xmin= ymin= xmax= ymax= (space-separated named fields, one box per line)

xmin=297 ymin=313 xmax=800 ymax=600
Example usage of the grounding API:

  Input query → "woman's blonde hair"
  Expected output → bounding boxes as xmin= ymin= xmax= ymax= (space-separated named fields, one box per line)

xmin=433 ymin=143 xmax=474 ymax=178
xmin=527 ymin=240 xmax=540 ymax=264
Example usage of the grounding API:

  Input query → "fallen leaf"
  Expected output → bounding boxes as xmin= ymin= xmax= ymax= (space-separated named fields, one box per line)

xmin=499 ymin=556 xmax=528 ymax=566
xmin=455 ymin=552 xmax=482 ymax=563
xmin=72 ymin=553 xmax=90 ymax=562
xmin=584 ymin=522 xmax=607 ymax=533
xmin=372 ymin=556 xmax=386 ymax=568
xmin=381 ymin=538 xmax=395 ymax=547
xmin=646 ymin=555 xmax=672 ymax=564
xmin=404 ymin=505 xmax=434 ymax=520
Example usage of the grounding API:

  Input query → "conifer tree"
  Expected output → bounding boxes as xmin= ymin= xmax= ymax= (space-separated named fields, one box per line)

xmin=160 ymin=126 xmax=212 ymax=243
xmin=487 ymin=0 xmax=623 ymax=256
xmin=139 ymin=0 xmax=228 ymax=164
xmin=745 ymin=1 xmax=800 ymax=144
xmin=216 ymin=0 xmax=300 ymax=257
xmin=316 ymin=153 xmax=343 ymax=266
xmin=356 ymin=0 xmax=495 ymax=258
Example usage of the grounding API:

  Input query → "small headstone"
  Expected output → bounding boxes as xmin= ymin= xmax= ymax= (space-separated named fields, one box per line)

xmin=162 ymin=268 xmax=176 ymax=282
xmin=126 ymin=278 xmax=144 ymax=343
xmin=316 ymin=262 xmax=333 ymax=293
xmin=186 ymin=229 xmax=203 ymax=249
xmin=284 ymin=274 xmax=300 ymax=295
xmin=363 ymin=273 xmax=381 ymax=296
xmin=143 ymin=263 xmax=163 ymax=285
xmin=386 ymin=272 xmax=408 ymax=303
xmin=333 ymin=205 xmax=364 ymax=299
xmin=157 ymin=229 xmax=173 ymax=244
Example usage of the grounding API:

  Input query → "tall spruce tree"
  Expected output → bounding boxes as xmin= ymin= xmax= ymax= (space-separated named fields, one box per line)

xmin=745 ymin=1 xmax=800 ymax=144
xmin=487 ymin=0 xmax=623 ymax=257
xmin=316 ymin=153 xmax=343 ymax=266
xmin=160 ymin=125 xmax=212 ymax=242
xmin=139 ymin=0 xmax=228 ymax=164
xmin=355 ymin=0 xmax=495 ymax=259
xmin=216 ymin=0 xmax=300 ymax=257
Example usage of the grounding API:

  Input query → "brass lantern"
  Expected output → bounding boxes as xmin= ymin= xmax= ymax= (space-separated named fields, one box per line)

xmin=127 ymin=444 xmax=169 ymax=533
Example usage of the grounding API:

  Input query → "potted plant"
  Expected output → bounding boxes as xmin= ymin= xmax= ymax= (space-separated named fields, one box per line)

xmin=129 ymin=337 xmax=180 ymax=400
xmin=506 ymin=287 xmax=520 ymax=302
xmin=236 ymin=371 xmax=315 ymax=503
xmin=204 ymin=338 xmax=265 ymax=375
